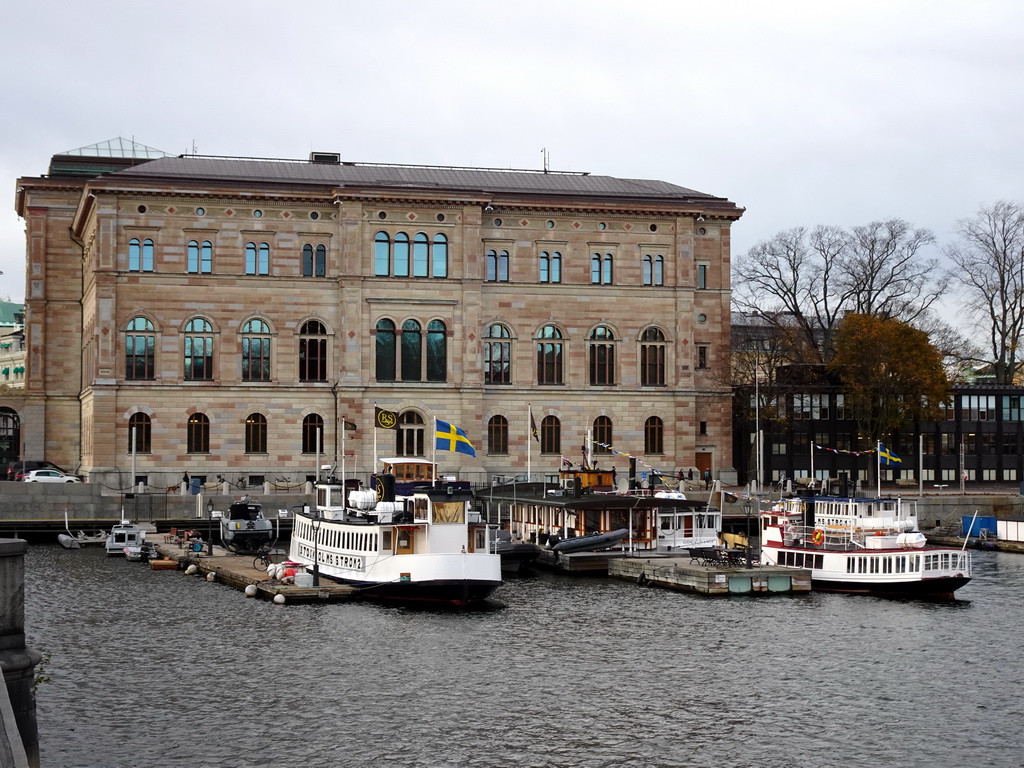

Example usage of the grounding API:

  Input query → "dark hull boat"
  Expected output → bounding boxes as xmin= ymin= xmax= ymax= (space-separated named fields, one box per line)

xmin=549 ymin=528 xmax=629 ymax=554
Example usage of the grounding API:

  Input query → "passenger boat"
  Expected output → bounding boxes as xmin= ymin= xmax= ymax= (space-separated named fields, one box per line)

xmin=287 ymin=461 xmax=502 ymax=606
xmin=219 ymin=496 xmax=274 ymax=554
xmin=759 ymin=495 xmax=972 ymax=598
xmin=105 ymin=520 xmax=145 ymax=556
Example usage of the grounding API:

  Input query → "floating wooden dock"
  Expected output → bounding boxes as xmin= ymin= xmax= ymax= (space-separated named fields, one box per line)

xmin=609 ymin=554 xmax=812 ymax=596
xmin=149 ymin=541 xmax=359 ymax=603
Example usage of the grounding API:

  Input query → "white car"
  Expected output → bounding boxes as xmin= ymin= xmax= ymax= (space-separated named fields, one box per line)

xmin=23 ymin=469 xmax=81 ymax=483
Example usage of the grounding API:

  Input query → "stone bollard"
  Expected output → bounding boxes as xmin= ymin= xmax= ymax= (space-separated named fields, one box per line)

xmin=0 ymin=539 xmax=42 ymax=768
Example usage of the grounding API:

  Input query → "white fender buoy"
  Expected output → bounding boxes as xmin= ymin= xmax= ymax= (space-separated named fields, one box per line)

xmin=206 ymin=572 xmax=216 ymax=582
xmin=185 ymin=564 xmax=198 ymax=575
xmin=268 ymin=564 xmax=280 ymax=580
xmin=273 ymin=593 xmax=286 ymax=605
xmin=244 ymin=584 xmax=258 ymax=597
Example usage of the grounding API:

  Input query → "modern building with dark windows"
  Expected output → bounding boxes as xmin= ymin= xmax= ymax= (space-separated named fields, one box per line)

xmin=12 ymin=139 xmax=743 ymax=489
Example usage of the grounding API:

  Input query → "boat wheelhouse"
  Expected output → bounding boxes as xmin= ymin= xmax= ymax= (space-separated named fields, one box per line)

xmin=760 ymin=495 xmax=972 ymax=598
xmin=219 ymin=496 xmax=274 ymax=554
xmin=105 ymin=520 xmax=144 ymax=556
xmin=288 ymin=463 xmax=501 ymax=606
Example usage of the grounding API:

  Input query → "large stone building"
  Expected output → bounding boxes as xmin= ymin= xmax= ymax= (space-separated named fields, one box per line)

xmin=12 ymin=139 xmax=743 ymax=490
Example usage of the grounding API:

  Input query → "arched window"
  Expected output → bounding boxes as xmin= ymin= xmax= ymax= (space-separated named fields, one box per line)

xmin=302 ymin=414 xmax=324 ymax=454
xmin=125 ymin=317 xmax=155 ymax=380
xmin=540 ymin=251 xmax=561 ymax=283
xmin=245 ymin=242 xmax=270 ymax=275
xmin=589 ymin=326 xmax=616 ymax=386
xmin=187 ymin=413 xmax=210 ymax=453
xmin=413 ymin=232 xmax=429 ymax=277
xmin=302 ymin=243 xmax=327 ymax=277
xmin=537 ymin=325 xmax=564 ymax=385
xmin=128 ymin=413 xmax=151 ymax=454
xmin=645 ymin=416 xmax=664 ymax=455
xmin=0 ymin=408 xmax=21 ymax=467
xmin=401 ymin=319 xmax=422 ymax=382
xmin=432 ymin=234 xmax=448 ymax=278
xmin=426 ymin=320 xmax=447 ymax=382
xmin=375 ymin=319 xmax=396 ymax=382
xmin=241 ymin=319 xmax=271 ymax=381
xmin=187 ymin=240 xmax=213 ymax=274
xmin=245 ymin=413 xmax=267 ymax=454
xmin=298 ymin=320 xmax=327 ymax=382
xmin=374 ymin=232 xmax=390 ymax=276
xmin=593 ymin=416 xmax=613 ymax=454
xmin=129 ymin=238 xmax=154 ymax=272
xmin=643 ymin=254 xmax=664 ymax=286
xmin=541 ymin=415 xmax=560 ymax=455
xmin=183 ymin=318 xmax=214 ymax=381
xmin=394 ymin=232 xmax=410 ymax=276
xmin=487 ymin=249 xmax=509 ymax=282
xmin=397 ymin=411 xmax=425 ymax=457
xmin=488 ymin=415 xmax=509 ymax=455
xmin=592 ymin=253 xmax=613 ymax=284
xmin=640 ymin=327 xmax=666 ymax=387
xmin=484 ymin=323 xmax=512 ymax=385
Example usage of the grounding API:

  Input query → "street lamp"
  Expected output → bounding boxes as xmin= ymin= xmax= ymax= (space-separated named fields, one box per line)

xmin=206 ymin=498 xmax=214 ymax=556
xmin=311 ymin=506 xmax=322 ymax=587
xmin=742 ymin=500 xmax=754 ymax=569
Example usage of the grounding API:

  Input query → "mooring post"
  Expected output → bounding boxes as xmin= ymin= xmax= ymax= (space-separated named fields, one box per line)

xmin=0 ymin=539 xmax=42 ymax=767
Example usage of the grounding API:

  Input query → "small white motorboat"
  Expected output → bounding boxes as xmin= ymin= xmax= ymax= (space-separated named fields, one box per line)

xmin=106 ymin=520 xmax=145 ymax=556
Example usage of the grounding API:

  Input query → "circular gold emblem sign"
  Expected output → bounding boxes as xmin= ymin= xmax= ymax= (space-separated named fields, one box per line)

xmin=376 ymin=410 xmax=397 ymax=429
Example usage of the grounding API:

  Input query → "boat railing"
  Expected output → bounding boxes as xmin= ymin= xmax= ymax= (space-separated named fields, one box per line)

xmin=923 ymin=550 xmax=973 ymax=577
xmin=783 ymin=523 xmax=887 ymax=551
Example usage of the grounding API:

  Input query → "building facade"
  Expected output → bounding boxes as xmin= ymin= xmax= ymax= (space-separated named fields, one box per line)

xmin=13 ymin=140 xmax=743 ymax=490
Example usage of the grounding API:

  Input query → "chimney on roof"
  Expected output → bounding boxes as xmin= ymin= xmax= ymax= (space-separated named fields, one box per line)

xmin=309 ymin=152 xmax=341 ymax=164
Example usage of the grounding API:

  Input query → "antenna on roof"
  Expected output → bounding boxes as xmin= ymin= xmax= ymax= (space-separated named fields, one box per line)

xmin=541 ymin=147 xmax=550 ymax=174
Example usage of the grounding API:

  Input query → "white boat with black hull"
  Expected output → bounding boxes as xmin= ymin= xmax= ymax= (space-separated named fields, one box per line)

xmin=219 ymin=496 xmax=274 ymax=554
xmin=288 ymin=464 xmax=502 ymax=606
xmin=760 ymin=495 xmax=972 ymax=599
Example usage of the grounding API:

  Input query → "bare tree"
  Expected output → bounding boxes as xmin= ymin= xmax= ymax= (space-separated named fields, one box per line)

xmin=840 ymin=218 xmax=946 ymax=323
xmin=947 ymin=201 xmax=1024 ymax=385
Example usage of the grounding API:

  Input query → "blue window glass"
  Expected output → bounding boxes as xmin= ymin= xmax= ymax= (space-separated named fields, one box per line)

xmin=413 ymin=233 xmax=429 ymax=277
xmin=432 ymin=234 xmax=448 ymax=277
xmin=375 ymin=319 xmax=396 ymax=381
xmin=374 ymin=232 xmax=390 ymax=276
xmin=426 ymin=320 xmax=446 ymax=382
xmin=394 ymin=233 xmax=410 ymax=277
xmin=401 ymin=319 xmax=421 ymax=381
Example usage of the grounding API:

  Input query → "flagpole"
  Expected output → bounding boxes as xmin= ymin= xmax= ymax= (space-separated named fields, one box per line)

xmin=877 ymin=440 xmax=881 ymax=497
xmin=810 ymin=438 xmax=814 ymax=489
xmin=373 ymin=402 xmax=378 ymax=470
xmin=342 ymin=415 xmax=347 ymax=493
xmin=919 ymin=433 xmax=923 ymax=497
xmin=432 ymin=416 xmax=437 ymax=483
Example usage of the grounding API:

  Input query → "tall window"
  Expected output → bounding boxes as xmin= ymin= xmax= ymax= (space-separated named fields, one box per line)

xmin=129 ymin=238 xmax=154 ymax=272
xmin=375 ymin=319 xmax=396 ymax=382
xmin=187 ymin=240 xmax=213 ymax=274
xmin=125 ymin=317 xmax=155 ymax=380
xmin=245 ymin=413 xmax=267 ymax=454
xmin=643 ymin=254 xmax=663 ymax=286
xmin=645 ymin=416 xmax=664 ymax=454
xmin=591 ymin=253 xmax=613 ymax=284
xmin=183 ymin=318 xmax=214 ymax=381
xmin=432 ymin=234 xmax=448 ymax=277
xmin=697 ymin=345 xmax=708 ymax=369
xmin=128 ymin=413 xmax=151 ymax=453
xmin=302 ymin=414 xmax=324 ymax=454
xmin=298 ymin=320 xmax=327 ymax=382
xmin=487 ymin=249 xmax=510 ymax=282
xmin=640 ymin=327 xmax=666 ymax=387
xmin=187 ymin=413 xmax=210 ymax=453
xmin=302 ymin=243 xmax=327 ymax=277
xmin=540 ymin=251 xmax=562 ymax=283
xmin=241 ymin=319 xmax=271 ymax=381
xmin=589 ymin=326 xmax=615 ymax=386
xmin=541 ymin=415 xmax=561 ymax=454
xmin=593 ymin=416 xmax=613 ymax=454
xmin=426 ymin=320 xmax=447 ymax=382
xmin=697 ymin=263 xmax=708 ymax=289
xmin=537 ymin=325 xmax=564 ymax=385
xmin=245 ymin=242 xmax=270 ymax=275
xmin=375 ymin=232 xmax=447 ymax=277
xmin=398 ymin=411 xmax=425 ymax=457
xmin=488 ymin=415 xmax=509 ymax=454
xmin=401 ymin=319 xmax=422 ymax=382
xmin=484 ymin=323 xmax=512 ymax=385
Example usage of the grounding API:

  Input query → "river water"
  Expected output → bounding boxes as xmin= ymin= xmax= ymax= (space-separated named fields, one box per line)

xmin=22 ymin=544 xmax=1024 ymax=768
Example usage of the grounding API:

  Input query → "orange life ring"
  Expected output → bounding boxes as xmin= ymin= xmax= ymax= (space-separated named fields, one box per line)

xmin=812 ymin=529 xmax=824 ymax=546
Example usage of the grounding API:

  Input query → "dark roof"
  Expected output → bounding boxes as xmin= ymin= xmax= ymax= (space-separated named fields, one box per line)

xmin=105 ymin=155 xmax=733 ymax=207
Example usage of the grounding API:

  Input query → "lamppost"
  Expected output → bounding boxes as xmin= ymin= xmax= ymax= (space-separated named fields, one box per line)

xmin=742 ymin=500 xmax=753 ymax=569
xmin=206 ymin=498 xmax=214 ymax=556
xmin=311 ymin=506 xmax=321 ymax=587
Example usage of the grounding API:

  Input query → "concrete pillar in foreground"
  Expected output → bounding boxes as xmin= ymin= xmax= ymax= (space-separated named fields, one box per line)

xmin=0 ymin=539 xmax=41 ymax=768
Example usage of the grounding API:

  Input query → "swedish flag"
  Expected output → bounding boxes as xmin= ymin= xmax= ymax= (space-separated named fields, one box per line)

xmin=879 ymin=443 xmax=902 ymax=466
xmin=435 ymin=419 xmax=476 ymax=457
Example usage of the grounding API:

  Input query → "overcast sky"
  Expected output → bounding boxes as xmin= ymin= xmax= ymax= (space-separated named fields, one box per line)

xmin=1 ymin=0 xmax=1021 ymax=315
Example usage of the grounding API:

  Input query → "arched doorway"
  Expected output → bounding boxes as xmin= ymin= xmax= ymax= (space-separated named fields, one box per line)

xmin=0 ymin=407 xmax=21 ymax=472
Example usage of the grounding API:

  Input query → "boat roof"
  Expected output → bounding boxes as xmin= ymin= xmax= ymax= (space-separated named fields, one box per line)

xmin=788 ymin=496 xmax=900 ymax=503
xmin=379 ymin=457 xmax=436 ymax=466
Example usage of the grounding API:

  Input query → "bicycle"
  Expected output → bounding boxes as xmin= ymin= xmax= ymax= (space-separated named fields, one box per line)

xmin=253 ymin=544 xmax=284 ymax=571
